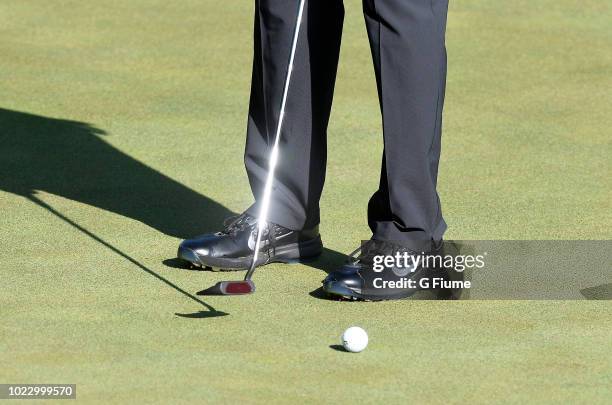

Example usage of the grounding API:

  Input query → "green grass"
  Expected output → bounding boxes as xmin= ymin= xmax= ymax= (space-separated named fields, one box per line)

xmin=1 ymin=0 xmax=611 ymax=403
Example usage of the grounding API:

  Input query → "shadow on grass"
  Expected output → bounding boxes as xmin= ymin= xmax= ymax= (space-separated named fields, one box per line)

xmin=0 ymin=108 xmax=237 ymax=317
xmin=0 ymin=108 xmax=233 ymax=238
xmin=175 ymin=311 xmax=228 ymax=319
xmin=308 ymin=248 xmax=348 ymax=274
xmin=28 ymin=195 xmax=228 ymax=318
xmin=1 ymin=108 xmax=346 ymax=313
xmin=580 ymin=283 xmax=612 ymax=300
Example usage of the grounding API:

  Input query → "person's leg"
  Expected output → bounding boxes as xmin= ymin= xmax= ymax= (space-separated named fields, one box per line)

xmin=245 ymin=0 xmax=344 ymax=231
xmin=321 ymin=0 xmax=449 ymax=299
xmin=363 ymin=0 xmax=449 ymax=251
xmin=178 ymin=0 xmax=343 ymax=270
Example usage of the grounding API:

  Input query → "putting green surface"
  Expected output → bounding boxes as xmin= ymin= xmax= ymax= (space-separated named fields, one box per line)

xmin=1 ymin=1 xmax=611 ymax=403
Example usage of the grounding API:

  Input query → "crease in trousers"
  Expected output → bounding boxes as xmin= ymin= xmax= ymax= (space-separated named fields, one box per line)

xmin=245 ymin=0 xmax=449 ymax=251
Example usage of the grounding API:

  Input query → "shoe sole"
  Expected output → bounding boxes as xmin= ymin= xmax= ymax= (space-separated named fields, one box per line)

xmin=322 ymin=266 xmax=433 ymax=301
xmin=322 ymin=280 xmax=420 ymax=301
xmin=177 ymin=236 xmax=323 ymax=271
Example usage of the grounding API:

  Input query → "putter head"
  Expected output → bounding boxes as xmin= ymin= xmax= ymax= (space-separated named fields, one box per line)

xmin=196 ymin=280 xmax=256 ymax=296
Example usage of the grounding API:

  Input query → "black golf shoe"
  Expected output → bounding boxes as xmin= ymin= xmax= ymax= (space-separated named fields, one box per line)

xmin=322 ymin=239 xmax=445 ymax=301
xmin=178 ymin=212 xmax=323 ymax=270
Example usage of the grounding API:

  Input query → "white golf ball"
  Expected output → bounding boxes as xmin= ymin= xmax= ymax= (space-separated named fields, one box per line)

xmin=341 ymin=326 xmax=368 ymax=353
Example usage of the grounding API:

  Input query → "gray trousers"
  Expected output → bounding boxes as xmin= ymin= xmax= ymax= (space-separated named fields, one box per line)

xmin=245 ymin=0 xmax=449 ymax=251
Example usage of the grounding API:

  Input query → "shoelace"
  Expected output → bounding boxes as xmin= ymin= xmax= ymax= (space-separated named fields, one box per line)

xmin=222 ymin=213 xmax=254 ymax=236
xmin=222 ymin=213 xmax=273 ymax=244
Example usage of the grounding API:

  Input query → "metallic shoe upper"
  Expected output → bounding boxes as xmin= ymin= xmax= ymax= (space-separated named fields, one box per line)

xmin=179 ymin=212 xmax=317 ymax=259
xmin=323 ymin=239 xmax=443 ymax=298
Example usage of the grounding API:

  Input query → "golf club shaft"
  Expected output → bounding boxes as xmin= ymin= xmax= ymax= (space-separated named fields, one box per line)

xmin=246 ymin=0 xmax=307 ymax=281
